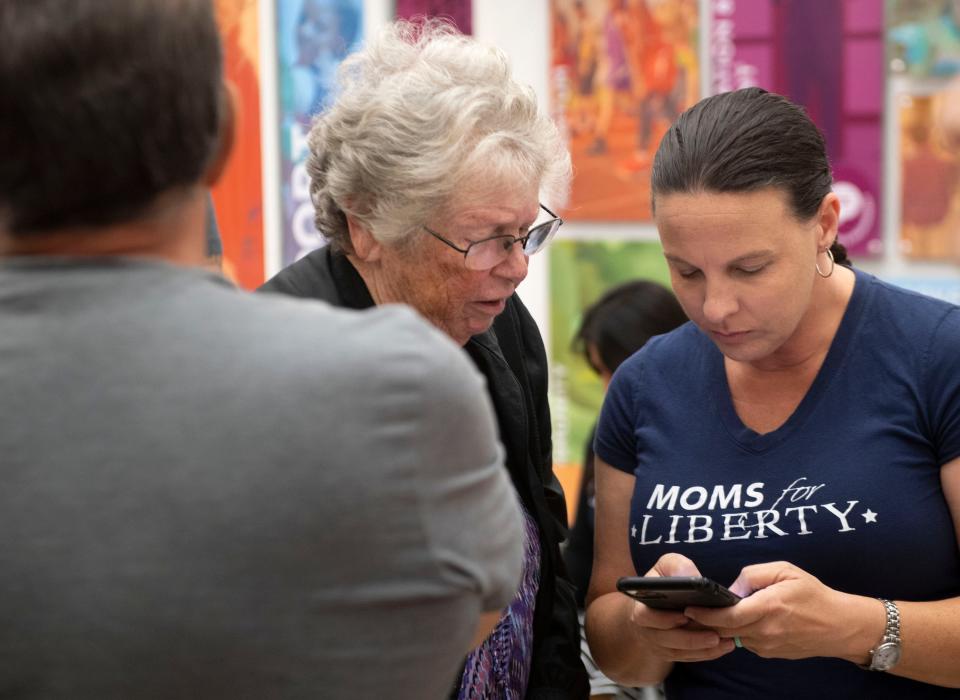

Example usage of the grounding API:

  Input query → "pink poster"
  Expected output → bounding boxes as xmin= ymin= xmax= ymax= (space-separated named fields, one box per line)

xmin=396 ymin=0 xmax=472 ymax=34
xmin=710 ymin=0 xmax=885 ymax=258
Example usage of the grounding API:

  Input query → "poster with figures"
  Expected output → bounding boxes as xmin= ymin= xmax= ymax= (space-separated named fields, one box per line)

xmin=710 ymin=0 xmax=885 ymax=259
xmin=548 ymin=239 xmax=672 ymax=520
xmin=550 ymin=0 xmax=700 ymax=221
xmin=396 ymin=0 xmax=472 ymax=34
xmin=888 ymin=0 xmax=960 ymax=262
xmin=212 ymin=0 xmax=265 ymax=290
xmin=277 ymin=0 xmax=363 ymax=265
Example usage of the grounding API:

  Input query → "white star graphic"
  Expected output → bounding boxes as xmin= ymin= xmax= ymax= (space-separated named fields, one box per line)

xmin=862 ymin=509 xmax=878 ymax=524
xmin=631 ymin=524 xmax=637 ymax=538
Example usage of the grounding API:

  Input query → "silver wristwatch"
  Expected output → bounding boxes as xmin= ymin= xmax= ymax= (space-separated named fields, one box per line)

xmin=864 ymin=598 xmax=901 ymax=672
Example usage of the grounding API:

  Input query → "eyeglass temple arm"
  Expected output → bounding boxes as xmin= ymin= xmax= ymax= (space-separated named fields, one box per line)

xmin=540 ymin=203 xmax=561 ymax=220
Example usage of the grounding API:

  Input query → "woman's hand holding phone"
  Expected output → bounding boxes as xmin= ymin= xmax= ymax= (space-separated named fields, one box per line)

xmin=622 ymin=553 xmax=737 ymax=663
xmin=681 ymin=560 xmax=878 ymax=663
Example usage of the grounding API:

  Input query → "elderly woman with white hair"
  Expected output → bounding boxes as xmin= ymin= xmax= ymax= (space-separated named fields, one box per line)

xmin=260 ymin=19 xmax=590 ymax=700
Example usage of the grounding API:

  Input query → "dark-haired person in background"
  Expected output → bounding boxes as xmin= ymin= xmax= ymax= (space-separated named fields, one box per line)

xmin=0 ymin=2 xmax=524 ymax=698
xmin=564 ymin=280 xmax=687 ymax=700
xmin=586 ymin=87 xmax=960 ymax=698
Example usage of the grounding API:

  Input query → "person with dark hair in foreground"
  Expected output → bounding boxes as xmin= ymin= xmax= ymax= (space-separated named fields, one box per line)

xmin=564 ymin=280 xmax=686 ymax=700
xmin=586 ymin=88 xmax=960 ymax=698
xmin=0 ymin=2 xmax=523 ymax=698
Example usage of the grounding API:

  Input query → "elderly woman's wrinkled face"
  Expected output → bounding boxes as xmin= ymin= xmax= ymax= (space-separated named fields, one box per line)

xmin=655 ymin=188 xmax=830 ymax=367
xmin=375 ymin=183 xmax=541 ymax=346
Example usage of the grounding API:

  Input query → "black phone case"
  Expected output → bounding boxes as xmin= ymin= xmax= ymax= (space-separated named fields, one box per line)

xmin=616 ymin=576 xmax=740 ymax=610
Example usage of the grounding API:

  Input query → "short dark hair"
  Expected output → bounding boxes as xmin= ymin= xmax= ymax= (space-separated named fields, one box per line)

xmin=0 ymin=0 xmax=224 ymax=236
xmin=574 ymin=280 xmax=688 ymax=375
xmin=651 ymin=87 xmax=849 ymax=265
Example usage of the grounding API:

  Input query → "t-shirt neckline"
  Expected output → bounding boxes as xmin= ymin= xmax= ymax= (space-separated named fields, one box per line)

xmin=710 ymin=268 xmax=871 ymax=453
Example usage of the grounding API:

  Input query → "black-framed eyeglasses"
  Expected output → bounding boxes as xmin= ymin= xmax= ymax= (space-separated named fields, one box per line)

xmin=422 ymin=203 xmax=563 ymax=271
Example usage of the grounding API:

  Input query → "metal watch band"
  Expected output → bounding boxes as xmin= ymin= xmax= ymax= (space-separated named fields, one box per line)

xmin=863 ymin=598 xmax=901 ymax=671
xmin=877 ymin=598 xmax=901 ymax=645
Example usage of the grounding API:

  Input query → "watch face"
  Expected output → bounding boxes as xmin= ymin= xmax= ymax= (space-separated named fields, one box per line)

xmin=872 ymin=642 xmax=901 ymax=671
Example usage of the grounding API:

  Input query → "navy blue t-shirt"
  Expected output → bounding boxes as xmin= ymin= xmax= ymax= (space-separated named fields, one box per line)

xmin=596 ymin=269 xmax=960 ymax=699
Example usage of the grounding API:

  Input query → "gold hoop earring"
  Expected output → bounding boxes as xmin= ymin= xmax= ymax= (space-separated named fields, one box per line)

xmin=816 ymin=247 xmax=835 ymax=279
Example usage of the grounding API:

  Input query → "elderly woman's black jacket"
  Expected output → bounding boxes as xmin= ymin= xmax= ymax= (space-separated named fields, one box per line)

xmin=259 ymin=246 xmax=589 ymax=700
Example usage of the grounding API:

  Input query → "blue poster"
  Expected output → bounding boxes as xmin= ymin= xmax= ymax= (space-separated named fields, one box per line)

xmin=277 ymin=0 xmax=363 ymax=264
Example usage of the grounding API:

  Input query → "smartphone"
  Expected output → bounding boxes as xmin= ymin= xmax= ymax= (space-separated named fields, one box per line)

xmin=616 ymin=576 xmax=741 ymax=610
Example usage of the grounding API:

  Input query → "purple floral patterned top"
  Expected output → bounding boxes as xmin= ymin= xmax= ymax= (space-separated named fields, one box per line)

xmin=457 ymin=506 xmax=542 ymax=699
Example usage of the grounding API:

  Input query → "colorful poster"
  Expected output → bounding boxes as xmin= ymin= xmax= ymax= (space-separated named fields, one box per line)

xmin=548 ymin=239 xmax=672 ymax=520
xmin=396 ymin=0 xmax=472 ymax=33
xmin=888 ymin=0 xmax=960 ymax=78
xmin=277 ymin=0 xmax=363 ymax=265
xmin=212 ymin=0 xmax=265 ymax=289
xmin=710 ymin=0 xmax=885 ymax=258
xmin=889 ymin=1 xmax=960 ymax=262
xmin=550 ymin=0 xmax=700 ymax=221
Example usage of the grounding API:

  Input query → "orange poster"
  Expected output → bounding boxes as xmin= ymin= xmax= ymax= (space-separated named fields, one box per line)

xmin=551 ymin=0 xmax=699 ymax=221
xmin=213 ymin=0 xmax=265 ymax=289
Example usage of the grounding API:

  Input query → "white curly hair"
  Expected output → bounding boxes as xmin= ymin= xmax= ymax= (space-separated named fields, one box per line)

xmin=305 ymin=18 xmax=571 ymax=252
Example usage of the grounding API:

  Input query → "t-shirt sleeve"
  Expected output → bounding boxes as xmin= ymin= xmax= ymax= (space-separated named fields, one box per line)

xmin=594 ymin=357 xmax=641 ymax=474
xmin=926 ymin=307 xmax=960 ymax=466
xmin=415 ymin=330 xmax=524 ymax=612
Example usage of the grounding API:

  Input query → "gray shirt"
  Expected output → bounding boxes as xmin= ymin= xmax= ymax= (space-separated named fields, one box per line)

xmin=0 ymin=257 xmax=523 ymax=699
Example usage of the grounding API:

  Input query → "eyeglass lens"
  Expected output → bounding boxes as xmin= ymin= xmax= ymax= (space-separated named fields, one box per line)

xmin=464 ymin=219 xmax=560 ymax=270
xmin=523 ymin=219 xmax=560 ymax=255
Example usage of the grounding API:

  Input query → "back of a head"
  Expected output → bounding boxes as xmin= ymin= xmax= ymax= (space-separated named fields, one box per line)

xmin=0 ymin=0 xmax=224 ymax=236
xmin=575 ymin=280 xmax=688 ymax=375
xmin=651 ymin=87 xmax=830 ymax=217
xmin=651 ymin=88 xmax=849 ymax=264
xmin=306 ymin=18 xmax=571 ymax=252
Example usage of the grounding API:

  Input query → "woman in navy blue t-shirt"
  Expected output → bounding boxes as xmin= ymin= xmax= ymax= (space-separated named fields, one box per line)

xmin=585 ymin=87 xmax=960 ymax=699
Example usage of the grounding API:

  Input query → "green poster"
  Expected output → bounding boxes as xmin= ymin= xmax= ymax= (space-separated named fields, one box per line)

xmin=549 ymin=239 xmax=671 ymax=472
